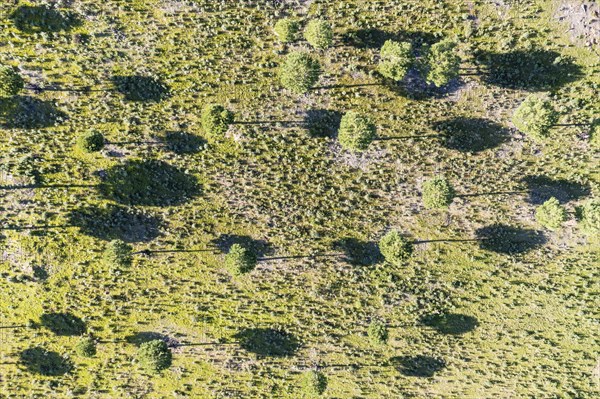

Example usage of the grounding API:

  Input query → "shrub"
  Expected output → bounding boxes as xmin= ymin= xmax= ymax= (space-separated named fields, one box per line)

xmin=368 ymin=320 xmax=388 ymax=345
xmin=280 ymin=51 xmax=321 ymax=94
xmin=304 ymin=19 xmax=333 ymax=50
xmin=512 ymin=95 xmax=558 ymax=142
xmin=338 ymin=111 xmax=376 ymax=152
xmin=422 ymin=176 xmax=455 ymax=209
xmin=138 ymin=340 xmax=172 ymax=373
xmin=590 ymin=122 xmax=600 ymax=148
xmin=379 ymin=230 xmax=413 ymax=264
xmin=103 ymin=240 xmax=133 ymax=267
xmin=76 ymin=336 xmax=97 ymax=358
xmin=201 ymin=104 xmax=234 ymax=139
xmin=423 ymin=39 xmax=460 ymax=87
xmin=225 ymin=244 xmax=257 ymax=276
xmin=535 ymin=197 xmax=567 ymax=230
xmin=77 ymin=131 xmax=105 ymax=153
xmin=0 ymin=65 xmax=24 ymax=98
xmin=300 ymin=370 xmax=328 ymax=397
xmin=579 ymin=199 xmax=600 ymax=235
xmin=378 ymin=40 xmax=413 ymax=81
xmin=274 ymin=18 xmax=299 ymax=43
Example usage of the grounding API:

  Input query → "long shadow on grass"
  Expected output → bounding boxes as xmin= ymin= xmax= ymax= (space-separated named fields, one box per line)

xmin=233 ymin=328 xmax=300 ymax=357
xmin=475 ymin=224 xmax=547 ymax=255
xmin=67 ymin=204 xmax=162 ymax=242
xmin=333 ymin=237 xmax=383 ymax=266
xmin=39 ymin=313 xmax=86 ymax=336
xmin=476 ymin=50 xmax=583 ymax=91
xmin=164 ymin=131 xmax=206 ymax=154
xmin=521 ymin=175 xmax=591 ymax=205
xmin=20 ymin=347 xmax=72 ymax=376
xmin=125 ymin=331 xmax=180 ymax=347
xmin=0 ymin=96 xmax=67 ymax=129
xmin=10 ymin=5 xmax=81 ymax=33
xmin=420 ymin=313 xmax=479 ymax=335
xmin=211 ymin=234 xmax=273 ymax=257
xmin=341 ymin=28 xmax=437 ymax=49
xmin=99 ymin=160 xmax=200 ymax=207
xmin=389 ymin=355 xmax=446 ymax=377
xmin=112 ymin=75 xmax=169 ymax=102
xmin=304 ymin=109 xmax=343 ymax=138
xmin=432 ymin=117 xmax=511 ymax=152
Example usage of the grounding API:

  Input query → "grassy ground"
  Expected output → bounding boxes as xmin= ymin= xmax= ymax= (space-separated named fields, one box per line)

xmin=0 ymin=0 xmax=598 ymax=398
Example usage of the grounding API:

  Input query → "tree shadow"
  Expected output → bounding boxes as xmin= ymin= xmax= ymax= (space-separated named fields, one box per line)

xmin=333 ymin=237 xmax=382 ymax=266
xmin=476 ymin=50 xmax=583 ymax=91
xmin=39 ymin=313 xmax=86 ymax=336
xmin=10 ymin=5 xmax=82 ymax=33
xmin=0 ymin=96 xmax=67 ymax=129
xmin=475 ymin=224 xmax=547 ymax=255
xmin=521 ymin=175 xmax=591 ymax=205
xmin=163 ymin=131 xmax=206 ymax=154
xmin=112 ymin=75 xmax=169 ymax=102
xmin=420 ymin=313 xmax=479 ymax=335
xmin=379 ymin=69 xmax=463 ymax=100
xmin=99 ymin=160 xmax=200 ymax=206
xmin=125 ymin=331 xmax=180 ymax=348
xmin=233 ymin=328 xmax=300 ymax=357
xmin=211 ymin=234 xmax=273 ymax=257
xmin=432 ymin=117 xmax=511 ymax=152
xmin=32 ymin=266 xmax=49 ymax=281
xmin=304 ymin=109 xmax=343 ymax=138
xmin=341 ymin=28 xmax=437 ymax=49
xmin=67 ymin=204 xmax=162 ymax=242
xmin=20 ymin=347 xmax=72 ymax=376
xmin=390 ymin=355 xmax=446 ymax=377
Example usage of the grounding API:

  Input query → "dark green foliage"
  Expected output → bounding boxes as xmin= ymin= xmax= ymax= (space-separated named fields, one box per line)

xmin=423 ymin=40 xmax=460 ymax=87
xmin=422 ymin=176 xmax=455 ymax=209
xmin=0 ymin=65 xmax=24 ymax=98
xmin=138 ymin=340 xmax=172 ymax=373
xmin=512 ymin=95 xmax=558 ymax=142
xmin=112 ymin=75 xmax=169 ymax=102
xmin=225 ymin=244 xmax=257 ymax=275
xmin=103 ymin=239 xmax=133 ymax=267
xmin=579 ymin=200 xmax=600 ymax=235
xmin=100 ymin=159 xmax=200 ymax=207
xmin=76 ymin=337 xmax=97 ymax=358
xmin=40 ymin=313 xmax=86 ymax=336
xmin=300 ymin=370 xmax=327 ymax=397
xmin=77 ymin=130 xmax=105 ymax=153
xmin=378 ymin=40 xmax=413 ymax=81
xmin=368 ymin=320 xmax=388 ymax=345
xmin=20 ymin=348 xmax=72 ymax=376
xmin=234 ymin=327 xmax=299 ymax=357
xmin=274 ymin=18 xmax=299 ymax=43
xmin=338 ymin=111 xmax=376 ymax=152
xmin=304 ymin=20 xmax=333 ymax=49
xmin=280 ymin=51 xmax=321 ymax=94
xmin=10 ymin=5 xmax=81 ymax=33
xmin=535 ymin=197 xmax=567 ymax=230
xmin=201 ymin=104 xmax=234 ymax=139
xmin=378 ymin=230 xmax=413 ymax=264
